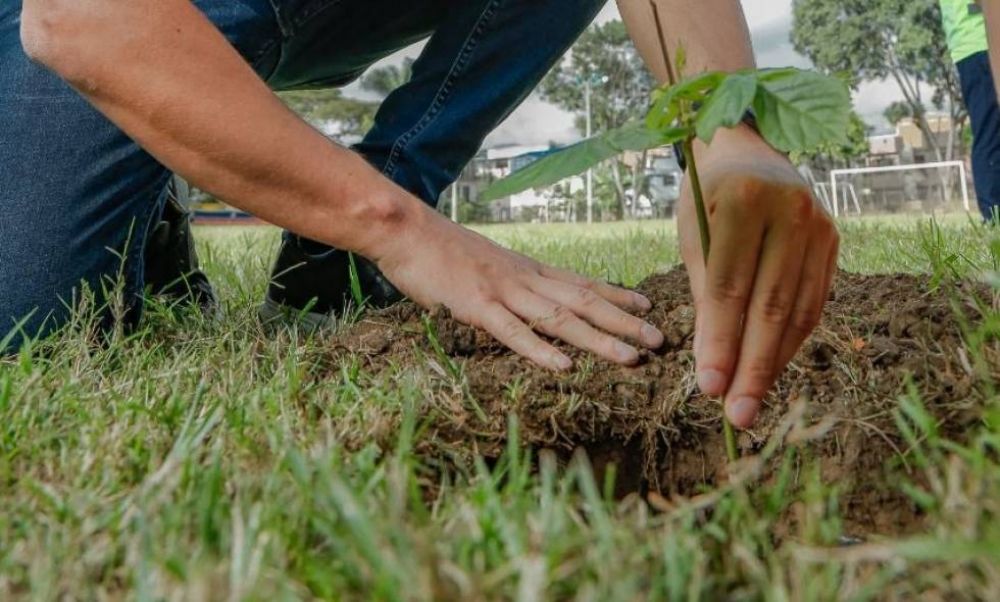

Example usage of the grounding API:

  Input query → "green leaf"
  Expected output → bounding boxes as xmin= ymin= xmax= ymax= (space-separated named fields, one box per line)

xmin=751 ymin=69 xmax=851 ymax=153
xmin=694 ymin=73 xmax=759 ymax=143
xmin=755 ymin=67 xmax=802 ymax=82
xmin=481 ymin=123 xmax=684 ymax=201
xmin=606 ymin=123 xmax=686 ymax=151
xmin=646 ymin=71 xmax=726 ymax=130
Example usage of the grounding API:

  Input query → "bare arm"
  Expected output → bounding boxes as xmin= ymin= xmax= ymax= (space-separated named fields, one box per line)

xmin=617 ymin=0 xmax=840 ymax=429
xmin=20 ymin=0 xmax=411 ymax=260
xmin=20 ymin=0 xmax=665 ymax=370
xmin=618 ymin=0 xmax=755 ymax=79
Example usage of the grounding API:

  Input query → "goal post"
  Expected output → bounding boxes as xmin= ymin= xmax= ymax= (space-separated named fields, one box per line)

xmin=828 ymin=161 xmax=971 ymax=218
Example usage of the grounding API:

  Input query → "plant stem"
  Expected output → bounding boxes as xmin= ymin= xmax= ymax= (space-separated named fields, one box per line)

xmin=651 ymin=0 xmax=738 ymax=464
xmin=682 ymin=138 xmax=739 ymax=464
xmin=650 ymin=2 xmax=677 ymax=87
xmin=682 ymin=139 xmax=711 ymax=261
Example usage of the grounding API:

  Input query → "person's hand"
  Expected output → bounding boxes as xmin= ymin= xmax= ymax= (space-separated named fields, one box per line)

xmin=679 ymin=126 xmax=839 ymax=429
xmin=371 ymin=204 xmax=665 ymax=371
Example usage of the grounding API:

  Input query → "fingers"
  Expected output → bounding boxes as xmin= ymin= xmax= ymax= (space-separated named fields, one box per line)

xmin=692 ymin=198 xmax=766 ymax=398
xmin=530 ymin=278 xmax=664 ymax=349
xmin=507 ymin=292 xmax=643 ymax=367
xmin=479 ymin=303 xmax=573 ymax=372
xmin=776 ymin=227 xmax=839 ymax=369
xmin=538 ymin=264 xmax=653 ymax=314
xmin=723 ymin=203 xmax=811 ymax=429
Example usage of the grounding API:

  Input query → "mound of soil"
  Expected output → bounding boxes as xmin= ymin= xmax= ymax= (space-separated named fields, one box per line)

xmin=330 ymin=268 xmax=995 ymax=537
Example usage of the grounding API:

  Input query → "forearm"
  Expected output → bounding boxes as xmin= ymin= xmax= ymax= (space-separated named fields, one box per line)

xmin=982 ymin=0 xmax=1000 ymax=103
xmin=616 ymin=0 xmax=777 ymax=163
xmin=616 ymin=0 xmax=755 ymax=83
xmin=20 ymin=0 xmax=422 ymax=260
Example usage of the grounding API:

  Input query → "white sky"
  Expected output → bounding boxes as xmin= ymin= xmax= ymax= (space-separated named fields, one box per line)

xmin=346 ymin=1 xmax=909 ymax=146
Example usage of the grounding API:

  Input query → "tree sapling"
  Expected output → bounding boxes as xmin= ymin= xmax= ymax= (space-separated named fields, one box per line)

xmin=483 ymin=17 xmax=851 ymax=462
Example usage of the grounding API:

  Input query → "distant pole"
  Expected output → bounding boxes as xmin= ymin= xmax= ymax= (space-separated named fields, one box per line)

xmin=451 ymin=183 xmax=459 ymax=222
xmin=959 ymin=161 xmax=971 ymax=212
xmin=585 ymin=79 xmax=594 ymax=224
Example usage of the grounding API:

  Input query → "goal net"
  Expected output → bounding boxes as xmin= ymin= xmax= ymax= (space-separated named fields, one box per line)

xmin=819 ymin=161 xmax=971 ymax=217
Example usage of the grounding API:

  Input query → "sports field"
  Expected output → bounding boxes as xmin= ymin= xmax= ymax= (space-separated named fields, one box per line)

xmin=2 ymin=215 xmax=999 ymax=600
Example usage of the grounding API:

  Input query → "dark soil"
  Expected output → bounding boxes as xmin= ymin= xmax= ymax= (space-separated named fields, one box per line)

xmin=330 ymin=267 xmax=997 ymax=538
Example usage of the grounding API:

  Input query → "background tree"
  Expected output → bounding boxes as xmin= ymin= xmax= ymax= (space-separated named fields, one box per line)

xmin=361 ymin=58 xmax=415 ymax=98
xmin=791 ymin=0 xmax=967 ymax=170
xmin=792 ymin=109 xmax=872 ymax=169
xmin=540 ymin=20 xmax=656 ymax=219
xmin=281 ymin=56 xmax=416 ymax=138
xmin=280 ymin=90 xmax=377 ymax=140
xmin=883 ymin=100 xmax=923 ymax=126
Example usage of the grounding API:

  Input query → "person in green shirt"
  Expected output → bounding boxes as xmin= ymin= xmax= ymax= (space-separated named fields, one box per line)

xmin=941 ymin=0 xmax=1000 ymax=218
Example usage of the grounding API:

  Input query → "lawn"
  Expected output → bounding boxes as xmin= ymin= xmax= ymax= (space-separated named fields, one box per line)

xmin=2 ymin=215 xmax=999 ymax=600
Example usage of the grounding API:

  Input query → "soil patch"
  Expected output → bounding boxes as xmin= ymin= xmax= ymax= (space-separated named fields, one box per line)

xmin=329 ymin=267 xmax=996 ymax=537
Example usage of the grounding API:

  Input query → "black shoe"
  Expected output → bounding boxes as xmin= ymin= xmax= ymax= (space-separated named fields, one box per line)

xmin=260 ymin=234 xmax=405 ymax=329
xmin=144 ymin=181 xmax=218 ymax=314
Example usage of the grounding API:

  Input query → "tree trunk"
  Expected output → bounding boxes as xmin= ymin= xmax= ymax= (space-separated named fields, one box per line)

xmin=630 ymin=150 xmax=649 ymax=219
xmin=885 ymin=44 xmax=949 ymax=203
xmin=609 ymin=161 xmax=628 ymax=220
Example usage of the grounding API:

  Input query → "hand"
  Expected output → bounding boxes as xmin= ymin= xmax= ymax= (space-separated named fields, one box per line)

xmin=372 ymin=204 xmax=665 ymax=371
xmin=679 ymin=127 xmax=839 ymax=429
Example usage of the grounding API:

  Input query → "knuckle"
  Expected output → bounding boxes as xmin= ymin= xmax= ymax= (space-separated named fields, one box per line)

xmin=475 ymin=285 xmax=498 ymax=305
xmin=575 ymin=287 xmax=601 ymax=309
xmin=728 ymin=189 xmax=762 ymax=217
xmin=708 ymin=272 xmax=748 ymax=306
xmin=498 ymin=315 xmax=526 ymax=341
xmin=786 ymin=191 xmax=815 ymax=227
xmin=731 ymin=175 xmax=765 ymax=201
xmin=742 ymin=359 xmax=775 ymax=388
xmin=549 ymin=305 xmax=575 ymax=329
xmin=758 ymin=289 xmax=792 ymax=324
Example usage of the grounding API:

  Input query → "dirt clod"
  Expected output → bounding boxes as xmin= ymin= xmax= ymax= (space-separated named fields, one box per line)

xmin=331 ymin=267 xmax=996 ymax=537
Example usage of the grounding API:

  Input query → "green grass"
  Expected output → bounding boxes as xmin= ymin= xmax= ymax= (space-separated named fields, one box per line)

xmin=2 ymin=215 xmax=1000 ymax=600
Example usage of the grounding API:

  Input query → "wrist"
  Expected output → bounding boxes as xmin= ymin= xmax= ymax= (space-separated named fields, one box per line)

xmin=350 ymin=187 xmax=430 ymax=262
xmin=689 ymin=124 xmax=787 ymax=176
xmin=675 ymin=112 xmax=782 ymax=172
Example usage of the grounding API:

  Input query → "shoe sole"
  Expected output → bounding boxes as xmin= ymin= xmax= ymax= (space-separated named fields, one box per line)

xmin=258 ymin=296 xmax=336 ymax=332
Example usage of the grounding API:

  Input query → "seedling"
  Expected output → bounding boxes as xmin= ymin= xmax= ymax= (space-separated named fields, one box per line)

xmin=483 ymin=17 xmax=851 ymax=462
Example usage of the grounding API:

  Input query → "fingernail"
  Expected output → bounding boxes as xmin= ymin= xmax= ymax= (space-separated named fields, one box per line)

xmin=727 ymin=396 xmax=758 ymax=428
xmin=641 ymin=324 xmax=664 ymax=349
xmin=615 ymin=341 xmax=640 ymax=365
xmin=553 ymin=353 xmax=573 ymax=371
xmin=697 ymin=369 xmax=727 ymax=396
xmin=634 ymin=294 xmax=653 ymax=312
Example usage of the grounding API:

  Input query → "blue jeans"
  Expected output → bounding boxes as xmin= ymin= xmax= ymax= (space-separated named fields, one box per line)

xmin=0 ymin=0 xmax=605 ymax=351
xmin=957 ymin=51 xmax=1000 ymax=220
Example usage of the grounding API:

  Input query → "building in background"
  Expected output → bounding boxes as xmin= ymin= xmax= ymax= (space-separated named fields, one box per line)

xmin=454 ymin=143 xmax=683 ymax=223
xmin=848 ymin=113 xmax=972 ymax=213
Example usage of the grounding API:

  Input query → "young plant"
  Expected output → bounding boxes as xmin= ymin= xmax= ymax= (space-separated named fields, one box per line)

xmin=482 ymin=31 xmax=851 ymax=462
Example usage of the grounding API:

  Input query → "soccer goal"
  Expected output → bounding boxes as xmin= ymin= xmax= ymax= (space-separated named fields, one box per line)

xmin=823 ymin=161 xmax=971 ymax=218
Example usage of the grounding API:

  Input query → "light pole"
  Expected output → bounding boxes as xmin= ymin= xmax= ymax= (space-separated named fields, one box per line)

xmin=585 ymin=78 xmax=594 ymax=225
xmin=579 ymin=72 xmax=608 ymax=224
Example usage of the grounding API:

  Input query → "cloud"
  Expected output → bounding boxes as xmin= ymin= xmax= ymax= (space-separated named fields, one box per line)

xmin=346 ymin=2 xmax=908 ymax=145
